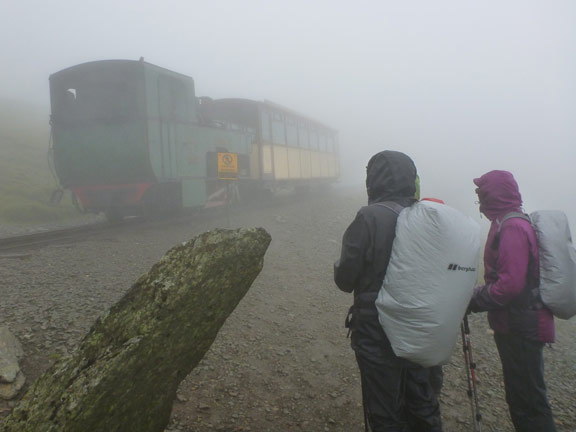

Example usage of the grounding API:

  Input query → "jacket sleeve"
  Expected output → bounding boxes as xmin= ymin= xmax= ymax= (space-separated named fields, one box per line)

xmin=470 ymin=223 xmax=531 ymax=311
xmin=334 ymin=211 xmax=370 ymax=293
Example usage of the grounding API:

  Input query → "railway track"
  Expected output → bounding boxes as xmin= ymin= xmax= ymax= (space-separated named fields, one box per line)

xmin=0 ymin=209 xmax=239 ymax=255
xmin=0 ymin=222 xmax=118 ymax=254
xmin=0 ymin=188 xmax=335 ymax=254
xmin=0 ymin=206 xmax=232 ymax=254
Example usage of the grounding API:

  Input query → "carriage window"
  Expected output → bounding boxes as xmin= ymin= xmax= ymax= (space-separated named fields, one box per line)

xmin=326 ymin=136 xmax=334 ymax=153
xmin=319 ymin=134 xmax=327 ymax=152
xmin=272 ymin=112 xmax=286 ymax=145
xmin=298 ymin=122 xmax=309 ymax=148
xmin=260 ymin=110 xmax=270 ymax=141
xmin=309 ymin=129 xmax=319 ymax=150
xmin=286 ymin=117 xmax=298 ymax=147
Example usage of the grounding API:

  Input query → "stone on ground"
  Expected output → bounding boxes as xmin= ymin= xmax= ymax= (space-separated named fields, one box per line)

xmin=0 ymin=326 xmax=25 ymax=400
xmin=2 ymin=227 xmax=271 ymax=432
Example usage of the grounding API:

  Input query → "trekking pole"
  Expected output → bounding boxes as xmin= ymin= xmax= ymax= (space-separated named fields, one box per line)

xmin=461 ymin=315 xmax=482 ymax=431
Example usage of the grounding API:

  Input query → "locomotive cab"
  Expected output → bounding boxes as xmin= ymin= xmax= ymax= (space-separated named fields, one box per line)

xmin=50 ymin=60 xmax=155 ymax=220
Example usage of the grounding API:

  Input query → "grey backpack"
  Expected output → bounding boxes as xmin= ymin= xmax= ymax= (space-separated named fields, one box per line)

xmin=376 ymin=201 xmax=481 ymax=367
xmin=499 ymin=210 xmax=576 ymax=320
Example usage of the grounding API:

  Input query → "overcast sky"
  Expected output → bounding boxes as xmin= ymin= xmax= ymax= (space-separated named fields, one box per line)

xmin=2 ymin=0 xmax=575 ymax=225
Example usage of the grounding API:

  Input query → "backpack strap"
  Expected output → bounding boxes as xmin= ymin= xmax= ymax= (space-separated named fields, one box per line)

xmin=373 ymin=201 xmax=404 ymax=216
xmin=493 ymin=211 xmax=542 ymax=309
xmin=492 ymin=212 xmax=531 ymax=249
xmin=497 ymin=212 xmax=531 ymax=233
xmin=345 ymin=201 xmax=405 ymax=337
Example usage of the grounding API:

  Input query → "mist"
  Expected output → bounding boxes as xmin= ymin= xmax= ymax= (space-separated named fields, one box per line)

xmin=2 ymin=0 xmax=575 ymax=228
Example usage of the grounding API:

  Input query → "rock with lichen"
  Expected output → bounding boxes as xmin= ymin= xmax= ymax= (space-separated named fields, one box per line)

xmin=2 ymin=227 xmax=271 ymax=432
xmin=0 ymin=326 xmax=25 ymax=400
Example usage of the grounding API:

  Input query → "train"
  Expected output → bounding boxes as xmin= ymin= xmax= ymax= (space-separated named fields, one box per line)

xmin=48 ymin=59 xmax=340 ymax=221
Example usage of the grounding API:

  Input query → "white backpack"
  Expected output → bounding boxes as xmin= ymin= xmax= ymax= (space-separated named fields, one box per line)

xmin=499 ymin=210 xmax=576 ymax=320
xmin=375 ymin=201 xmax=481 ymax=367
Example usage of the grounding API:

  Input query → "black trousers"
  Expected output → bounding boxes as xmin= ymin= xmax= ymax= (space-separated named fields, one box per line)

xmin=355 ymin=352 xmax=442 ymax=432
xmin=429 ymin=366 xmax=444 ymax=397
xmin=494 ymin=333 xmax=557 ymax=432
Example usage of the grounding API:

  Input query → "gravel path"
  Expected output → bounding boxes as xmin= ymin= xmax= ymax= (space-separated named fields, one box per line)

xmin=0 ymin=186 xmax=574 ymax=431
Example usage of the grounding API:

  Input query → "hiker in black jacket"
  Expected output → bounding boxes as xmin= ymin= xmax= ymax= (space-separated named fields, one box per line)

xmin=334 ymin=150 xmax=442 ymax=432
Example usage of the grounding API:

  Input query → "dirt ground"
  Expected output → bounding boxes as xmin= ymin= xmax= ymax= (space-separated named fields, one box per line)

xmin=1 ymin=185 xmax=575 ymax=431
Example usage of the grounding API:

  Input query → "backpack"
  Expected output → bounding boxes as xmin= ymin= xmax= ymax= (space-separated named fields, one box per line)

xmin=498 ymin=210 xmax=576 ymax=320
xmin=375 ymin=200 xmax=481 ymax=367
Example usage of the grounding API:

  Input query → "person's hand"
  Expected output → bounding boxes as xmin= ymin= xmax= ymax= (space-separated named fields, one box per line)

xmin=467 ymin=287 xmax=480 ymax=314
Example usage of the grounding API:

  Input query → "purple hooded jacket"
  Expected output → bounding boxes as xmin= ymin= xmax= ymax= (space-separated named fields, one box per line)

xmin=470 ymin=170 xmax=555 ymax=343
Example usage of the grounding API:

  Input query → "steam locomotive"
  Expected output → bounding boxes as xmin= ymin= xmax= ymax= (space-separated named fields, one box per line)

xmin=49 ymin=59 xmax=340 ymax=220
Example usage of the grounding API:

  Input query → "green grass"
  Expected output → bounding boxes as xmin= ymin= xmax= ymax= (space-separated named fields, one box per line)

xmin=0 ymin=98 xmax=79 ymax=225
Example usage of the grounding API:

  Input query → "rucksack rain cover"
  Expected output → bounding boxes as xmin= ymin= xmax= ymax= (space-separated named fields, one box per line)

xmin=531 ymin=210 xmax=576 ymax=320
xmin=375 ymin=201 xmax=481 ymax=367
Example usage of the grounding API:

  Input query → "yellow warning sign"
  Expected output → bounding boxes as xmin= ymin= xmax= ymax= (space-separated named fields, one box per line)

xmin=217 ymin=152 xmax=238 ymax=179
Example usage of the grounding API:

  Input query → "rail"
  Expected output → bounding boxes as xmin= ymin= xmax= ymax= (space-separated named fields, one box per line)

xmin=0 ymin=223 xmax=118 ymax=253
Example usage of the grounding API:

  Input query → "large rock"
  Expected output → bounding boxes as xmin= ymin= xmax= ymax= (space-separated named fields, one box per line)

xmin=2 ymin=227 xmax=271 ymax=432
xmin=0 ymin=326 xmax=25 ymax=400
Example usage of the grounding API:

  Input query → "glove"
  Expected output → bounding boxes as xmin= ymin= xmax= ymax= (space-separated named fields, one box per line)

xmin=466 ymin=302 xmax=479 ymax=315
xmin=467 ymin=286 xmax=484 ymax=313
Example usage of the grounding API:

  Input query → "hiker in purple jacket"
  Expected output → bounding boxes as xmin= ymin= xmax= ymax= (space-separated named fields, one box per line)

xmin=469 ymin=170 xmax=556 ymax=432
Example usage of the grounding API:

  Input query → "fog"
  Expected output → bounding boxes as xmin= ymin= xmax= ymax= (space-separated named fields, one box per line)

xmin=2 ymin=0 xmax=575 ymax=226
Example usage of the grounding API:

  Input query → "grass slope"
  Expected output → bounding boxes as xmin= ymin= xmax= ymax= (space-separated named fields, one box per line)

xmin=0 ymin=98 xmax=78 ymax=224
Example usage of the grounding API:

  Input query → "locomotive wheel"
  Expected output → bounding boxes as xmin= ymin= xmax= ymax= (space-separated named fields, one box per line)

xmin=105 ymin=207 xmax=124 ymax=223
xmin=141 ymin=184 xmax=182 ymax=220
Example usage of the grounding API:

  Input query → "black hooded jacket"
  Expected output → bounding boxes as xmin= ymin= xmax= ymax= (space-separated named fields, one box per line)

xmin=334 ymin=151 xmax=417 ymax=357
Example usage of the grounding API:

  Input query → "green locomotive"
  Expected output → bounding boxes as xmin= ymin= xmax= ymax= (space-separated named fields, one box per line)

xmin=49 ymin=59 xmax=339 ymax=220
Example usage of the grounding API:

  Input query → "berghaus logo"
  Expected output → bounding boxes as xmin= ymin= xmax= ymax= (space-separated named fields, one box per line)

xmin=447 ymin=263 xmax=476 ymax=272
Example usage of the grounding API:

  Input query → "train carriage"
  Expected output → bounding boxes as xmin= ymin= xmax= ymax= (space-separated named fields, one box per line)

xmin=49 ymin=59 xmax=339 ymax=220
xmin=205 ymin=98 xmax=340 ymax=191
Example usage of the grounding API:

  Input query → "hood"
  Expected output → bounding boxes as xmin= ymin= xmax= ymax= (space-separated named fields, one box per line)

xmin=366 ymin=151 xmax=417 ymax=204
xmin=473 ymin=170 xmax=523 ymax=221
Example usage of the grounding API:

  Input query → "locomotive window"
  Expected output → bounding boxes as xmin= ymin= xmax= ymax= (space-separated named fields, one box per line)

xmin=58 ymin=88 xmax=78 ymax=111
xmin=159 ymin=76 xmax=189 ymax=120
xmin=54 ymin=81 xmax=138 ymax=122
xmin=171 ymin=80 xmax=189 ymax=119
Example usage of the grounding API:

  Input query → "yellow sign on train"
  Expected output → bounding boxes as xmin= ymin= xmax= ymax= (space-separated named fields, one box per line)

xmin=217 ymin=152 xmax=238 ymax=179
